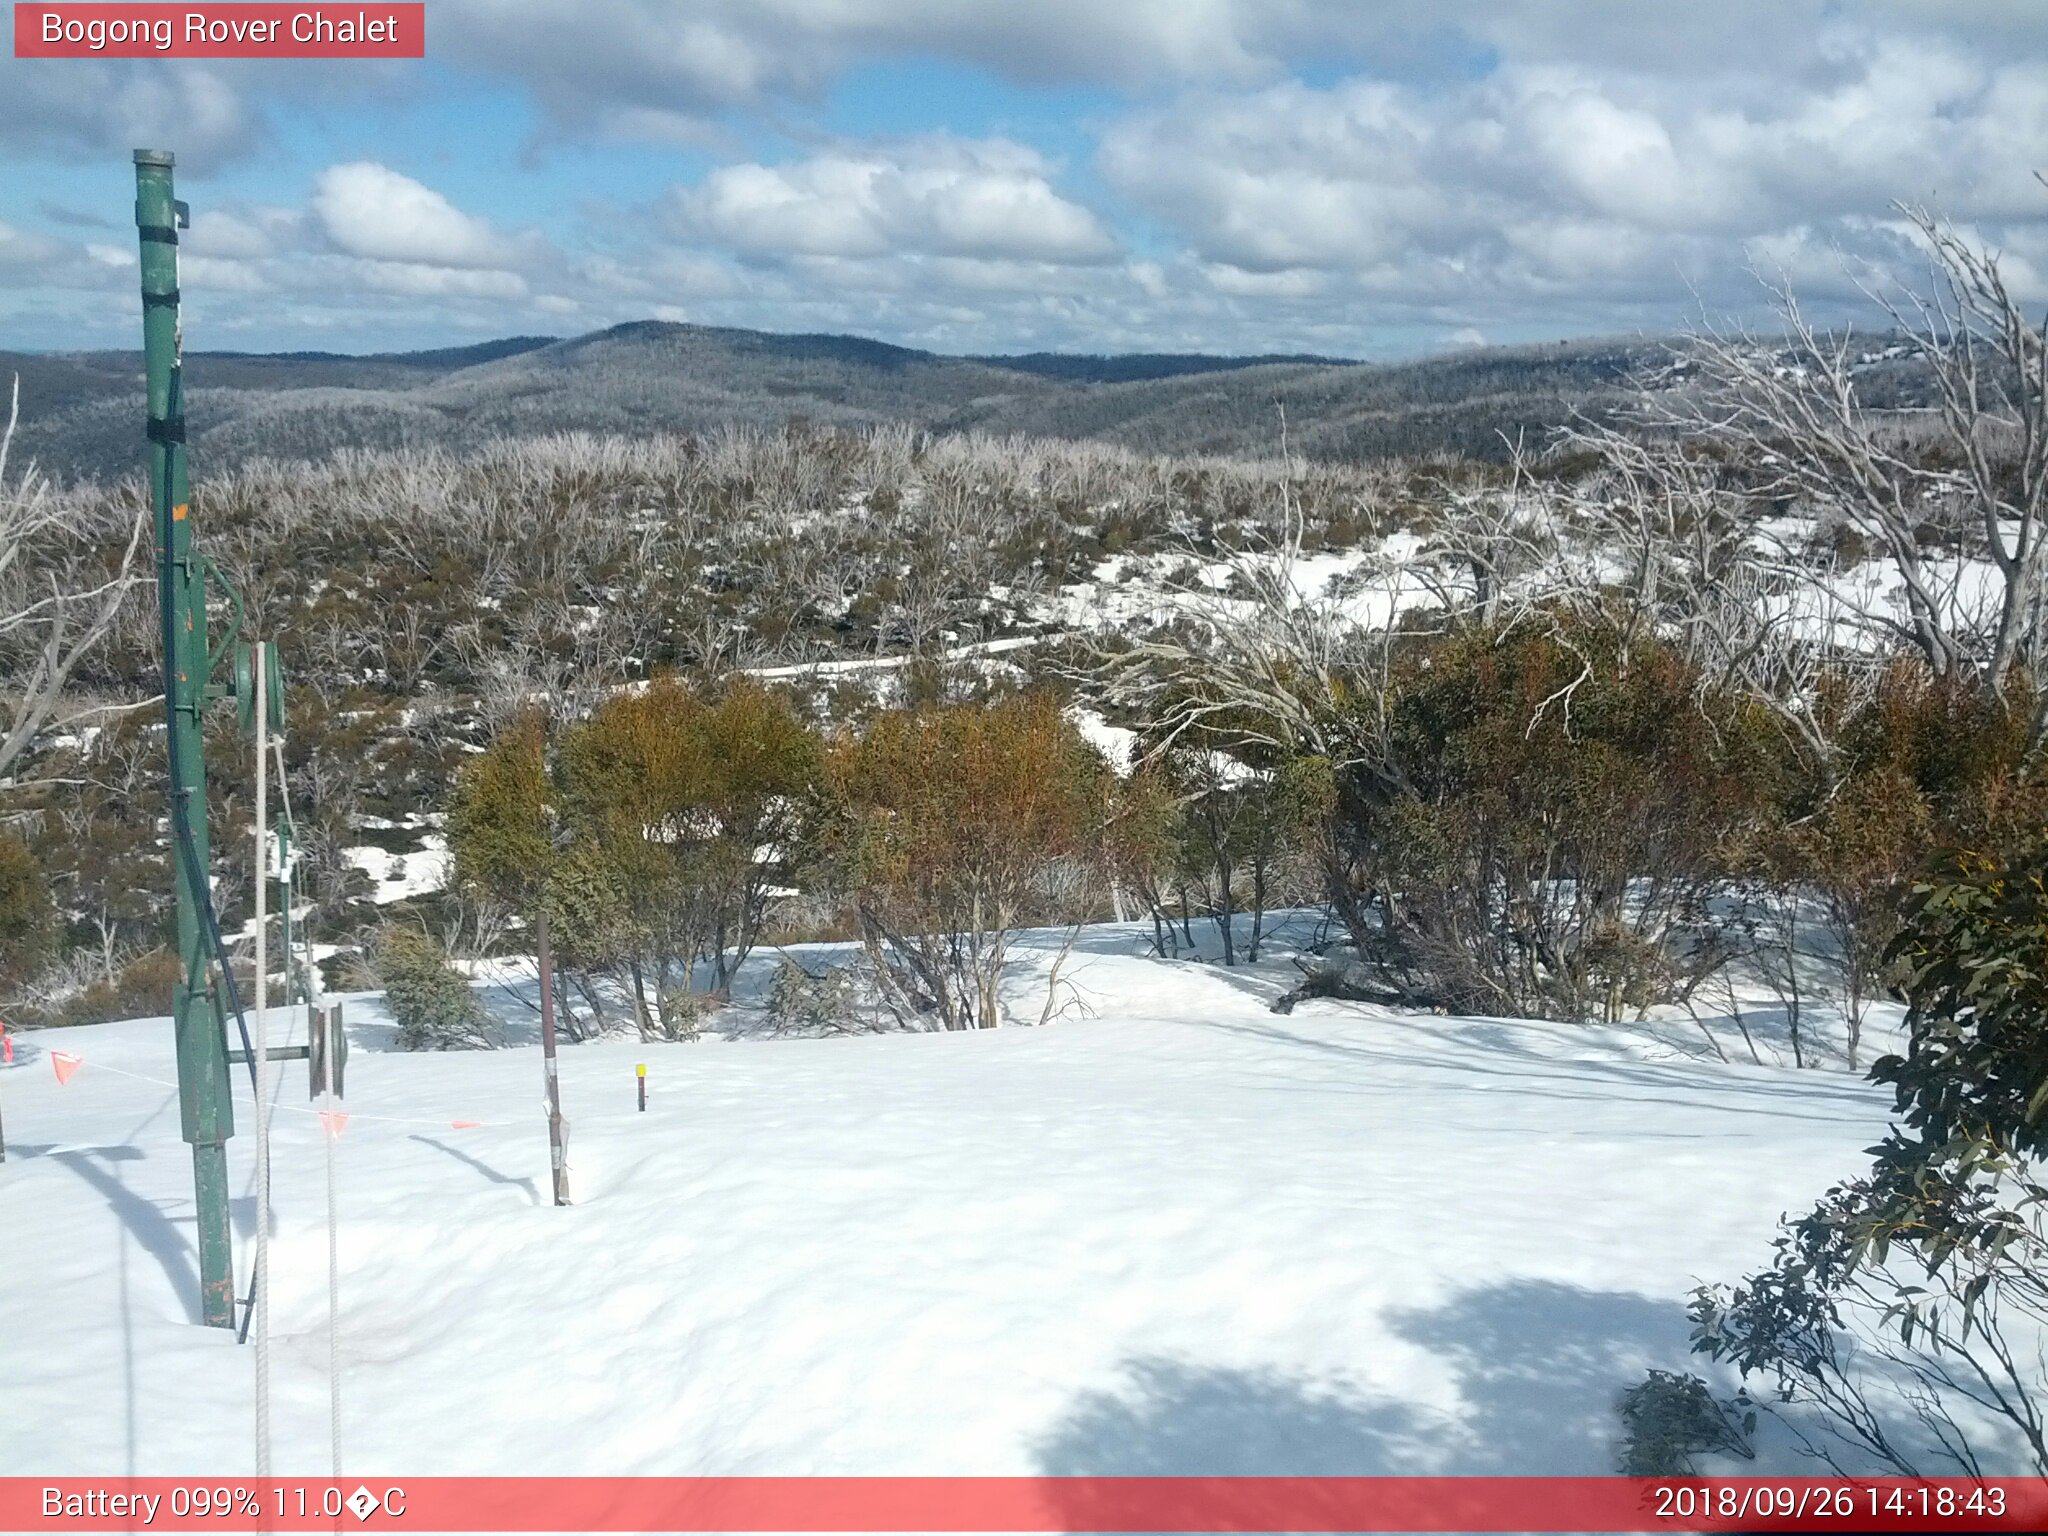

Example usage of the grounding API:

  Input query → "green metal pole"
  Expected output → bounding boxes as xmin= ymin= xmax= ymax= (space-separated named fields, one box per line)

xmin=136 ymin=148 xmax=236 ymax=1329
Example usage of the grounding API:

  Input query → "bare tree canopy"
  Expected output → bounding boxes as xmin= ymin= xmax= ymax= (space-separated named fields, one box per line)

xmin=0 ymin=377 xmax=149 ymax=786
xmin=1605 ymin=201 xmax=2048 ymax=757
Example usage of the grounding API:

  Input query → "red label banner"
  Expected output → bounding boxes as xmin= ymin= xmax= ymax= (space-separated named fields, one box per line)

xmin=13 ymin=4 xmax=425 ymax=58
xmin=4 ymin=1477 xmax=2046 ymax=1532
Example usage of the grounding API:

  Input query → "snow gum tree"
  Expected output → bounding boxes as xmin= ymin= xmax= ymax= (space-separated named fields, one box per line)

xmin=1346 ymin=621 xmax=1779 ymax=1020
xmin=1148 ymin=736 xmax=1324 ymax=966
xmin=446 ymin=709 xmax=607 ymax=1036
xmin=1097 ymin=760 xmax=1188 ymax=959
xmin=452 ymin=679 xmax=826 ymax=1038
xmin=0 ymin=379 xmax=148 ymax=786
xmin=552 ymin=676 xmax=822 ymax=1028
xmin=826 ymin=692 xmax=1108 ymax=1029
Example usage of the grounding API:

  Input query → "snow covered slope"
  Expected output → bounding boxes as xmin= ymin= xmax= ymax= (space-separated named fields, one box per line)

xmin=0 ymin=927 xmax=1898 ymax=1477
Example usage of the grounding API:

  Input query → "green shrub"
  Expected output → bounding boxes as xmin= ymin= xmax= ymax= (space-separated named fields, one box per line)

xmin=1616 ymin=1370 xmax=1754 ymax=1475
xmin=764 ymin=957 xmax=865 ymax=1036
xmin=1689 ymin=839 xmax=2048 ymax=1475
xmin=1334 ymin=621 xmax=1780 ymax=1019
xmin=0 ymin=834 xmax=56 ymax=993
xmin=374 ymin=926 xmax=496 ymax=1051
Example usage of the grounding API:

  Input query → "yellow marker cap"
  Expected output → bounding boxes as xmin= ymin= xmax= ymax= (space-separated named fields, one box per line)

xmin=636 ymin=1062 xmax=646 ymax=1076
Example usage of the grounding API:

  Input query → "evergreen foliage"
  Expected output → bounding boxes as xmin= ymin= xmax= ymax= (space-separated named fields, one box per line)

xmin=1880 ymin=838 xmax=2048 ymax=1165
xmin=1688 ymin=839 xmax=2048 ymax=1474
xmin=1326 ymin=621 xmax=1779 ymax=1019
xmin=0 ymin=833 xmax=56 ymax=991
xmin=1616 ymin=1370 xmax=1755 ymax=1475
xmin=374 ymin=925 xmax=497 ymax=1052
xmin=826 ymin=691 xmax=1108 ymax=1029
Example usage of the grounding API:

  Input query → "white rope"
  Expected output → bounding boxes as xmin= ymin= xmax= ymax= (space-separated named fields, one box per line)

xmin=291 ymin=749 xmax=345 ymax=1480
xmin=271 ymin=716 xmax=342 ymax=1476
xmin=37 ymin=1050 xmax=513 ymax=1129
xmin=253 ymin=645 xmax=272 ymax=1479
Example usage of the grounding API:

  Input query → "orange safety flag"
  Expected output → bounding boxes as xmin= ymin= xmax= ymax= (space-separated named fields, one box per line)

xmin=318 ymin=1110 xmax=350 ymax=1138
xmin=450 ymin=1120 xmax=480 ymax=1130
xmin=50 ymin=1051 xmax=82 ymax=1085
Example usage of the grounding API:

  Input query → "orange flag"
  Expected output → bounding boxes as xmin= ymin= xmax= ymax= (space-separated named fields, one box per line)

xmin=50 ymin=1051 xmax=81 ymax=1086
xmin=450 ymin=1120 xmax=480 ymax=1130
xmin=318 ymin=1110 xmax=350 ymax=1138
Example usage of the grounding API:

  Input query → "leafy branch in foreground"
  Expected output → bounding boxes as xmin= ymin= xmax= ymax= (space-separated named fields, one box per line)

xmin=1687 ymin=838 xmax=2048 ymax=1475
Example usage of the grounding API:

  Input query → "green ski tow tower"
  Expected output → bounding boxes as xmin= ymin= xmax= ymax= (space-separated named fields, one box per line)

xmin=135 ymin=148 xmax=236 ymax=1328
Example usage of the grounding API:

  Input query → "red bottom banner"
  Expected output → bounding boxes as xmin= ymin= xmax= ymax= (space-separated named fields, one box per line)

xmin=5 ymin=1477 xmax=2046 ymax=1534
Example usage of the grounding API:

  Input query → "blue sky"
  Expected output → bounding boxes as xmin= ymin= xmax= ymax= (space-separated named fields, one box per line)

xmin=3 ymin=1 xmax=2046 ymax=358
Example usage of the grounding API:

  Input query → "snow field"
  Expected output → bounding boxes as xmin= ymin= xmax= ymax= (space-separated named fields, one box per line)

xmin=0 ymin=928 xmax=1898 ymax=1477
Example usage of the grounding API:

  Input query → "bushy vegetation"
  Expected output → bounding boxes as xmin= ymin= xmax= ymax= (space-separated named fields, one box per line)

xmin=7 ymin=396 xmax=2045 ymax=1048
xmin=3 ymin=200 xmax=2042 ymax=1072
xmin=1684 ymin=838 xmax=2048 ymax=1474
xmin=825 ymin=692 xmax=1110 ymax=1030
xmin=0 ymin=832 xmax=57 ymax=993
xmin=373 ymin=925 xmax=497 ymax=1052
xmin=448 ymin=685 xmax=1114 ymax=1035
xmin=5 ymin=418 xmax=1424 ymax=1022
xmin=1616 ymin=1370 xmax=1755 ymax=1476
xmin=452 ymin=678 xmax=825 ymax=1038
xmin=1340 ymin=621 xmax=1778 ymax=1019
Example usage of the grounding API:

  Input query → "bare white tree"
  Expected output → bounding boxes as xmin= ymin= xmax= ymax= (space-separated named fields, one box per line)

xmin=1618 ymin=202 xmax=2048 ymax=752
xmin=0 ymin=378 xmax=149 ymax=783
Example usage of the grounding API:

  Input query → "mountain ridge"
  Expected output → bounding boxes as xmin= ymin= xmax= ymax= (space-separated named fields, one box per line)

xmin=2 ymin=319 xmax=1664 ymax=481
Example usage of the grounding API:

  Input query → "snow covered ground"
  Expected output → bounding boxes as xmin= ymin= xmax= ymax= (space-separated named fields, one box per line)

xmin=0 ymin=923 xmax=1920 ymax=1478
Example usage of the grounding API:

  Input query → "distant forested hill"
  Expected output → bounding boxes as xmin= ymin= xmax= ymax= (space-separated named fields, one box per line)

xmin=1 ymin=321 xmax=1673 ymax=482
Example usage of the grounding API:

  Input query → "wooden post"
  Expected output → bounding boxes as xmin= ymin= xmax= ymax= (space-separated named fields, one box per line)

xmin=252 ymin=640 xmax=272 ymax=1474
xmin=537 ymin=906 xmax=570 ymax=1206
xmin=636 ymin=1061 xmax=646 ymax=1113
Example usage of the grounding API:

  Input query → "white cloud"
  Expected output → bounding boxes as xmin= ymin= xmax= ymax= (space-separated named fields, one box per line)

xmin=178 ymin=255 xmax=270 ymax=293
xmin=1203 ymin=264 xmax=1329 ymax=299
xmin=0 ymin=60 xmax=257 ymax=166
xmin=312 ymin=163 xmax=508 ymax=269
xmin=187 ymin=209 xmax=287 ymax=261
xmin=433 ymin=0 xmax=1280 ymax=142
xmin=346 ymin=259 xmax=530 ymax=301
xmin=6 ymin=1 xmax=2047 ymax=355
xmin=678 ymin=139 xmax=1116 ymax=264
xmin=0 ymin=221 xmax=73 ymax=274
xmin=1098 ymin=35 xmax=2048 ymax=315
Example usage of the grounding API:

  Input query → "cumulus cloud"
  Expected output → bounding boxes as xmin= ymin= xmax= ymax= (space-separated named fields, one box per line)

xmin=675 ymin=139 xmax=1116 ymax=264
xmin=1098 ymin=31 xmax=2048 ymax=314
xmin=76 ymin=172 xmax=562 ymax=344
xmin=426 ymin=2 xmax=2048 ymax=152
xmin=0 ymin=221 xmax=74 ymax=275
xmin=5 ymin=1 xmax=2046 ymax=355
xmin=433 ymin=0 xmax=1280 ymax=142
xmin=312 ymin=163 xmax=508 ymax=268
xmin=0 ymin=60 xmax=257 ymax=166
